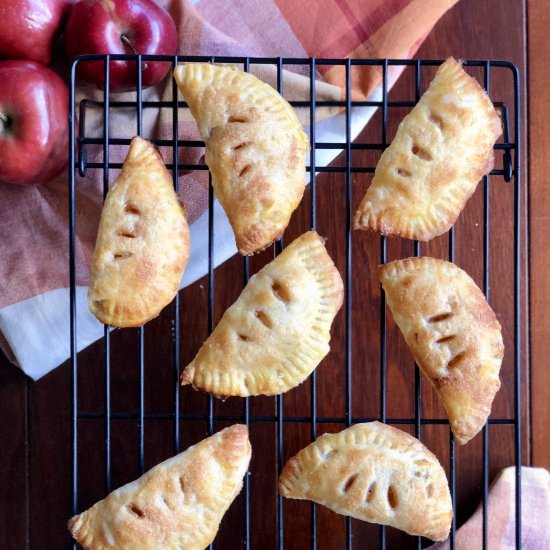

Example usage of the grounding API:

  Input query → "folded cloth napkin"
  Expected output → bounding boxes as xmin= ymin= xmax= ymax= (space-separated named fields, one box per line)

xmin=0 ymin=0 xmax=459 ymax=379
xmin=428 ymin=467 xmax=550 ymax=550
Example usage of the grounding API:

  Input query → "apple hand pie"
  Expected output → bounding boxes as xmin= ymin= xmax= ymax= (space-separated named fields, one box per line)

xmin=354 ymin=57 xmax=501 ymax=241
xmin=68 ymin=424 xmax=251 ymax=550
xmin=181 ymin=231 xmax=343 ymax=397
xmin=173 ymin=63 xmax=309 ymax=255
xmin=88 ymin=137 xmax=190 ymax=328
xmin=380 ymin=257 xmax=504 ymax=445
xmin=279 ymin=422 xmax=453 ymax=541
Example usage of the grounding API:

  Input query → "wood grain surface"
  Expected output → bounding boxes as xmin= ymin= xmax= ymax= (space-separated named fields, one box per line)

xmin=0 ymin=0 xmax=533 ymax=549
xmin=527 ymin=0 xmax=549 ymax=471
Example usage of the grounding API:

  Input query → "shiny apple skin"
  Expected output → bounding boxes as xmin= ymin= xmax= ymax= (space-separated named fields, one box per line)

xmin=0 ymin=61 xmax=69 ymax=186
xmin=65 ymin=0 xmax=178 ymax=92
xmin=0 ymin=0 xmax=70 ymax=65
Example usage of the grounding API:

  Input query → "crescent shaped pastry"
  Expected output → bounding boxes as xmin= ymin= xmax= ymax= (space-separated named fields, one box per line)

xmin=279 ymin=422 xmax=453 ymax=541
xmin=68 ymin=424 xmax=251 ymax=550
xmin=88 ymin=137 xmax=190 ymax=328
xmin=181 ymin=231 xmax=343 ymax=397
xmin=380 ymin=257 xmax=504 ymax=445
xmin=354 ymin=57 xmax=501 ymax=241
xmin=173 ymin=62 xmax=308 ymax=255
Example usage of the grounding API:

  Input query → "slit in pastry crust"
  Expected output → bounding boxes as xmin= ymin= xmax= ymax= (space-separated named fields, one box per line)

xmin=68 ymin=425 xmax=251 ymax=550
xmin=88 ymin=137 xmax=190 ymax=328
xmin=173 ymin=63 xmax=308 ymax=255
xmin=379 ymin=257 xmax=504 ymax=445
xmin=279 ymin=422 xmax=453 ymax=542
xmin=181 ymin=231 xmax=343 ymax=397
xmin=354 ymin=57 xmax=501 ymax=241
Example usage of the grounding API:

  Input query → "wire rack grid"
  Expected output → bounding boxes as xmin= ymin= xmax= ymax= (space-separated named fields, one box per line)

xmin=68 ymin=55 xmax=522 ymax=549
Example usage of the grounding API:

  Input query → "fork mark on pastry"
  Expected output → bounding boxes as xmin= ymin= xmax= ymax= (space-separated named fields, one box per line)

xmin=255 ymin=309 xmax=273 ymax=329
xmin=411 ymin=144 xmax=433 ymax=162
xmin=233 ymin=142 xmax=249 ymax=151
xmin=128 ymin=504 xmax=145 ymax=518
xmin=113 ymin=251 xmax=133 ymax=260
xmin=436 ymin=334 xmax=456 ymax=344
xmin=447 ymin=351 xmax=466 ymax=369
xmin=387 ymin=485 xmax=398 ymax=509
xmin=429 ymin=112 xmax=445 ymax=131
xmin=396 ymin=167 xmax=412 ymax=177
xmin=228 ymin=115 xmax=249 ymax=123
xmin=271 ymin=281 xmax=290 ymax=304
xmin=124 ymin=202 xmax=141 ymax=216
xmin=117 ymin=229 xmax=136 ymax=238
xmin=428 ymin=312 xmax=453 ymax=323
xmin=343 ymin=473 xmax=358 ymax=493
xmin=239 ymin=164 xmax=252 ymax=177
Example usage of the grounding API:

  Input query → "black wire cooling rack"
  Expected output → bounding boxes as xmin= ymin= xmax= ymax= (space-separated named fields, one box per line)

xmin=68 ymin=55 xmax=522 ymax=549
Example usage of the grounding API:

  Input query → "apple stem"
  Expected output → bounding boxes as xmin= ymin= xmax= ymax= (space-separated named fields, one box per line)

xmin=120 ymin=34 xmax=138 ymax=55
xmin=0 ymin=112 xmax=10 ymax=132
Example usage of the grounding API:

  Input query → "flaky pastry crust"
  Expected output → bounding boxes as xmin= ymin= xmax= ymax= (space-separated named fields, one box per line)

xmin=88 ymin=137 xmax=189 ymax=327
xmin=181 ymin=231 xmax=343 ymax=397
xmin=380 ymin=257 xmax=504 ymax=445
xmin=279 ymin=422 xmax=452 ymax=541
xmin=68 ymin=424 xmax=251 ymax=550
xmin=173 ymin=63 xmax=308 ymax=255
xmin=354 ymin=57 xmax=501 ymax=241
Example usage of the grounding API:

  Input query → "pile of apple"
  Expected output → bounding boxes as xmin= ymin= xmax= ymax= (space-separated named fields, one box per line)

xmin=0 ymin=0 xmax=177 ymax=186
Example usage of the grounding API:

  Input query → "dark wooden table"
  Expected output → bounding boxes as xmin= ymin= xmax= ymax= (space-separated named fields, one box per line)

xmin=1 ymin=0 xmax=542 ymax=548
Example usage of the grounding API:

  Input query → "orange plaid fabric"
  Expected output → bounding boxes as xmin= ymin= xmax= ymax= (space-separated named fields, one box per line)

xmin=274 ymin=0 xmax=458 ymax=97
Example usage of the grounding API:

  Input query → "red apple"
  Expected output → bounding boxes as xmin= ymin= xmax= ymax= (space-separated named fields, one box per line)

xmin=0 ymin=0 xmax=70 ymax=65
xmin=0 ymin=61 xmax=69 ymax=186
xmin=64 ymin=0 xmax=177 ymax=91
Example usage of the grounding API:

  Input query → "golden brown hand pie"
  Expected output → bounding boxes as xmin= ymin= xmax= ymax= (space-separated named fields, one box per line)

xmin=68 ymin=424 xmax=251 ymax=550
xmin=173 ymin=62 xmax=308 ymax=255
xmin=354 ymin=57 xmax=501 ymax=241
xmin=380 ymin=257 xmax=504 ymax=445
xmin=181 ymin=231 xmax=343 ymax=397
xmin=88 ymin=137 xmax=190 ymax=328
xmin=279 ymin=422 xmax=453 ymax=541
